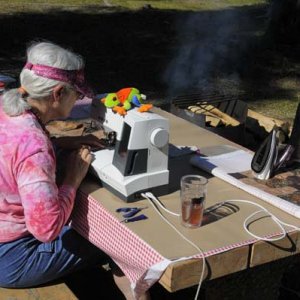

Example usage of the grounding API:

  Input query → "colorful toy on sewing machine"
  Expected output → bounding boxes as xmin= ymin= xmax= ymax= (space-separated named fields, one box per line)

xmin=101 ymin=87 xmax=153 ymax=115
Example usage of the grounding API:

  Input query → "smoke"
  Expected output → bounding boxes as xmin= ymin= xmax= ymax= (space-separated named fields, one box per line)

xmin=163 ymin=9 xmax=248 ymax=97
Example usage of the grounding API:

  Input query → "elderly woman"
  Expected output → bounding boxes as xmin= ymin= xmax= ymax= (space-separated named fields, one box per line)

xmin=0 ymin=41 xmax=150 ymax=300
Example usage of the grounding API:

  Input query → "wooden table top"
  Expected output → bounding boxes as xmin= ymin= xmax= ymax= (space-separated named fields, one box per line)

xmin=53 ymin=106 xmax=300 ymax=293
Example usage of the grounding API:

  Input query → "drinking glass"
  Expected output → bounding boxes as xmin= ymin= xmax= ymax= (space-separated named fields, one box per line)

xmin=180 ymin=175 xmax=208 ymax=228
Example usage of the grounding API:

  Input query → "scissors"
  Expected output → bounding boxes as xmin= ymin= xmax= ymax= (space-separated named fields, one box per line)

xmin=120 ymin=214 xmax=148 ymax=223
xmin=116 ymin=206 xmax=148 ymax=218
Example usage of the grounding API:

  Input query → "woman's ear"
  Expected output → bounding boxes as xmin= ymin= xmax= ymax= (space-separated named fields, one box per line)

xmin=52 ymin=84 xmax=65 ymax=105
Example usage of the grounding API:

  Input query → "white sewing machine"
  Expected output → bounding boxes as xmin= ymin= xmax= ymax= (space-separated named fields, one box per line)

xmin=90 ymin=98 xmax=170 ymax=202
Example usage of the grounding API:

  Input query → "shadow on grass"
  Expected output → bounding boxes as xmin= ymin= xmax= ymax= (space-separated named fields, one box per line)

xmin=0 ymin=4 xmax=299 ymax=107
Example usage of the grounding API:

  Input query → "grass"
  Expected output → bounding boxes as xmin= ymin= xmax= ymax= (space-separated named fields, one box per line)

xmin=248 ymin=99 xmax=299 ymax=122
xmin=108 ymin=0 xmax=269 ymax=10
xmin=0 ymin=0 xmax=299 ymax=122
xmin=0 ymin=0 xmax=269 ymax=13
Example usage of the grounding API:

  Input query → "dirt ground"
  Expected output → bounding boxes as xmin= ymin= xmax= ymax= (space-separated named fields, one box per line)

xmin=1 ymin=3 xmax=300 ymax=299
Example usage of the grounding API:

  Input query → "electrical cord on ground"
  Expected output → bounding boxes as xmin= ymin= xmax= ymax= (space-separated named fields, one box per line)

xmin=141 ymin=192 xmax=300 ymax=300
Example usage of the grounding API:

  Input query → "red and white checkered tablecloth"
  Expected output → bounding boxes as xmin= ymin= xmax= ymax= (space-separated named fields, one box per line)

xmin=71 ymin=190 xmax=172 ymax=298
xmin=71 ymin=189 xmax=294 ymax=298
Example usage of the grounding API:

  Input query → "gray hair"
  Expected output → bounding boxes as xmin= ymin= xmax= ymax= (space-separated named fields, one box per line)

xmin=2 ymin=41 xmax=84 ymax=116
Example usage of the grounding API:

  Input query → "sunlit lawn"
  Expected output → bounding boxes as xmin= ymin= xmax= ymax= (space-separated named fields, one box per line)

xmin=1 ymin=0 xmax=298 ymax=121
xmin=0 ymin=0 xmax=269 ymax=13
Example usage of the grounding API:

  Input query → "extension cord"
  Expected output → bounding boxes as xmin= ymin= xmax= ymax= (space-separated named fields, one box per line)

xmin=141 ymin=192 xmax=300 ymax=300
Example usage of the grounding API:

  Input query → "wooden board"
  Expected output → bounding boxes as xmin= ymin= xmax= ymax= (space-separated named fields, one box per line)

xmin=250 ymin=231 xmax=299 ymax=267
xmin=159 ymin=246 xmax=249 ymax=292
xmin=0 ymin=282 xmax=77 ymax=300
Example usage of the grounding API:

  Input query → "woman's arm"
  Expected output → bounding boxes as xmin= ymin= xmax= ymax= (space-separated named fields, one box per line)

xmin=16 ymin=146 xmax=92 ymax=242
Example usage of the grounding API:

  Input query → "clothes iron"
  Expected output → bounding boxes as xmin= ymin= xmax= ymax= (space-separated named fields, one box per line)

xmin=251 ymin=129 xmax=279 ymax=180
xmin=287 ymin=102 xmax=300 ymax=164
xmin=251 ymin=102 xmax=300 ymax=180
xmin=251 ymin=129 xmax=296 ymax=180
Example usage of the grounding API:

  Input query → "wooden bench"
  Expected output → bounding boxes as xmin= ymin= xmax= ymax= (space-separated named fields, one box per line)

xmin=0 ymin=281 xmax=77 ymax=300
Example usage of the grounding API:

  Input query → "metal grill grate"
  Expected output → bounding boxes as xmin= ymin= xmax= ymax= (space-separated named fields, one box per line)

xmin=170 ymin=92 xmax=248 ymax=146
xmin=172 ymin=92 xmax=247 ymax=124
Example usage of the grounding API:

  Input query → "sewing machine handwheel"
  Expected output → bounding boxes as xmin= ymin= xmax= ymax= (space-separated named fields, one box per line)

xmin=150 ymin=128 xmax=169 ymax=148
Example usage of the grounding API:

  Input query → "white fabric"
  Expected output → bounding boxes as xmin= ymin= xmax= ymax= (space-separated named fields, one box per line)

xmin=190 ymin=149 xmax=300 ymax=219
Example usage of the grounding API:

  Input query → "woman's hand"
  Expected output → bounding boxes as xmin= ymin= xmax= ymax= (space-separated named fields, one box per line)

xmin=53 ymin=134 xmax=106 ymax=151
xmin=63 ymin=146 xmax=93 ymax=189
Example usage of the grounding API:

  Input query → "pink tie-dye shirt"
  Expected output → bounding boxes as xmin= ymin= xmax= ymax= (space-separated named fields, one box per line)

xmin=0 ymin=97 xmax=76 ymax=243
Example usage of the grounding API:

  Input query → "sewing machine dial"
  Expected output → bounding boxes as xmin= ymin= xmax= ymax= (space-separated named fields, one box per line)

xmin=150 ymin=128 xmax=169 ymax=148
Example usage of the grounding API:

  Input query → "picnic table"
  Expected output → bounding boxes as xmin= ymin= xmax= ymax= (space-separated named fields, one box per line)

xmin=55 ymin=104 xmax=300 ymax=299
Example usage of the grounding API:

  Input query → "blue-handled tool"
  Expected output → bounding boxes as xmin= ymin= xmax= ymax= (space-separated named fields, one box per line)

xmin=120 ymin=214 xmax=148 ymax=223
xmin=116 ymin=206 xmax=147 ymax=218
xmin=116 ymin=207 xmax=134 ymax=213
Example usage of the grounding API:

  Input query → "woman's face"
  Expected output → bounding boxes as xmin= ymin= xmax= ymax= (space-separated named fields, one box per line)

xmin=61 ymin=88 xmax=79 ymax=118
xmin=52 ymin=86 xmax=80 ymax=119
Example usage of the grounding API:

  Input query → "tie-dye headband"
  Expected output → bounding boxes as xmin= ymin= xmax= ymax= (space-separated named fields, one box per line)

xmin=23 ymin=62 xmax=94 ymax=98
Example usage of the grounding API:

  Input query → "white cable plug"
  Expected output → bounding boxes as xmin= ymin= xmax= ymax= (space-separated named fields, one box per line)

xmin=143 ymin=192 xmax=180 ymax=216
